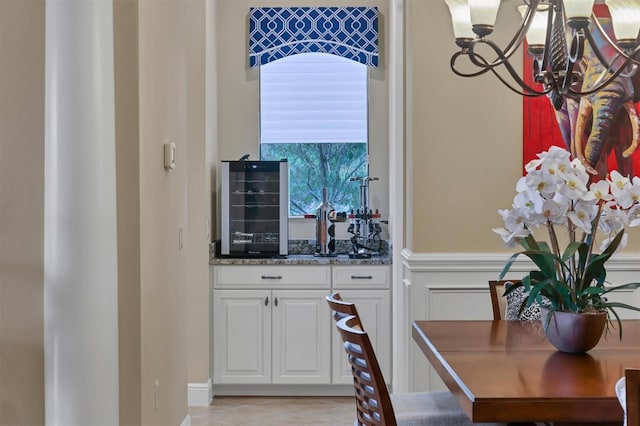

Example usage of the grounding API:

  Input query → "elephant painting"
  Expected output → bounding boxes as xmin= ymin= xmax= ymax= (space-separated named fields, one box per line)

xmin=571 ymin=43 xmax=640 ymax=178
xmin=551 ymin=24 xmax=640 ymax=179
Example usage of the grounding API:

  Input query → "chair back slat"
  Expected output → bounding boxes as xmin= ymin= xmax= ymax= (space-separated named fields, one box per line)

xmin=336 ymin=315 xmax=396 ymax=426
xmin=627 ymin=368 xmax=640 ymax=426
xmin=326 ymin=292 xmax=363 ymax=329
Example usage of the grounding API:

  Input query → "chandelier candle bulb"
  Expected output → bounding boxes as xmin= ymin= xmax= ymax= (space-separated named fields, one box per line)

xmin=518 ymin=5 xmax=548 ymax=48
xmin=445 ymin=0 xmax=475 ymax=42
xmin=468 ymin=0 xmax=502 ymax=35
xmin=563 ymin=0 xmax=596 ymax=23
xmin=605 ymin=0 xmax=640 ymax=46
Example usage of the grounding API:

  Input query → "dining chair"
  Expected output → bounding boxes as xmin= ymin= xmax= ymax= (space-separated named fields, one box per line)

xmin=489 ymin=280 xmax=512 ymax=320
xmin=616 ymin=368 xmax=640 ymax=426
xmin=489 ymin=279 xmax=549 ymax=322
xmin=333 ymin=312 xmax=505 ymax=426
xmin=326 ymin=292 xmax=362 ymax=327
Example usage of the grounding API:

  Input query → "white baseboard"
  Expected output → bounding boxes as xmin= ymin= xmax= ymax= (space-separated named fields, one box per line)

xmin=188 ymin=378 xmax=213 ymax=407
xmin=180 ymin=414 xmax=191 ymax=426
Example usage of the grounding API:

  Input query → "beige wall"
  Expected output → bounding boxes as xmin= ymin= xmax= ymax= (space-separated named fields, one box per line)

xmin=407 ymin=0 xmax=529 ymax=253
xmin=215 ymin=0 xmax=390 ymax=228
xmin=138 ymin=0 xmax=206 ymax=423
xmin=0 ymin=1 xmax=45 ymax=424
xmin=406 ymin=0 xmax=639 ymax=254
xmin=114 ymin=0 xmax=142 ymax=424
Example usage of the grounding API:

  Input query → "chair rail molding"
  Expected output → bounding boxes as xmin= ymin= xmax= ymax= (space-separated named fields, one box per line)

xmin=401 ymin=250 xmax=640 ymax=273
xmin=399 ymin=249 xmax=640 ymax=392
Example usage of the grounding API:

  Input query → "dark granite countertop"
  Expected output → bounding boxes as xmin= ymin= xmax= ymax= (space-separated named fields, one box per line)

xmin=209 ymin=240 xmax=392 ymax=265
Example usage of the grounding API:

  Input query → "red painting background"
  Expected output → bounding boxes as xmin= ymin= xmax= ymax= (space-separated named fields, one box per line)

xmin=522 ymin=5 xmax=640 ymax=176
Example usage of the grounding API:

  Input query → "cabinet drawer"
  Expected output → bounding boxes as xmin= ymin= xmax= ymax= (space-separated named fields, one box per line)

xmin=332 ymin=265 xmax=390 ymax=289
xmin=214 ymin=265 xmax=331 ymax=289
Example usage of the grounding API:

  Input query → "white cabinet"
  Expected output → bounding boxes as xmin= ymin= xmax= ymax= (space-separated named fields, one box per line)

xmin=212 ymin=290 xmax=271 ymax=384
xmin=329 ymin=290 xmax=391 ymax=384
xmin=331 ymin=266 xmax=391 ymax=384
xmin=211 ymin=263 xmax=391 ymax=390
xmin=212 ymin=266 xmax=331 ymax=385
xmin=271 ymin=290 xmax=331 ymax=384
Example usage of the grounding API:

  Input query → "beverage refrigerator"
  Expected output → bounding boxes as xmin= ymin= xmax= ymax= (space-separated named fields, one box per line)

xmin=220 ymin=160 xmax=288 ymax=257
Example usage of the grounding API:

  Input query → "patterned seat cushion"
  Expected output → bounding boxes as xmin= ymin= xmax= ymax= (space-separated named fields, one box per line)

xmin=505 ymin=285 xmax=550 ymax=321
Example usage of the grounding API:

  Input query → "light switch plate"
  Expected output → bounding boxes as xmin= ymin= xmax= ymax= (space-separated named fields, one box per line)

xmin=164 ymin=142 xmax=176 ymax=170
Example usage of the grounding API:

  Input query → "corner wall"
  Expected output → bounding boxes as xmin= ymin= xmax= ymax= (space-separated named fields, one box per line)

xmin=114 ymin=1 xmax=142 ymax=424
xmin=138 ymin=0 xmax=206 ymax=423
xmin=0 ymin=1 xmax=45 ymax=424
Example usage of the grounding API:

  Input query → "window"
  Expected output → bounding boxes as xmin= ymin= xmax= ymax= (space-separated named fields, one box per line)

xmin=260 ymin=52 xmax=368 ymax=216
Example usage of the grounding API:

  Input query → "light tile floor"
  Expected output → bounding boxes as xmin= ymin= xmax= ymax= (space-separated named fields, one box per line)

xmin=188 ymin=396 xmax=355 ymax=425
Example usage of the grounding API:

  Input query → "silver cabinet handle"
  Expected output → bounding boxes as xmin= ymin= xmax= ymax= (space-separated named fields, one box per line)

xmin=351 ymin=275 xmax=373 ymax=279
xmin=261 ymin=275 xmax=283 ymax=280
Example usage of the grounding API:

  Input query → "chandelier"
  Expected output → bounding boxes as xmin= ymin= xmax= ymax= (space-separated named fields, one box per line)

xmin=445 ymin=0 xmax=640 ymax=110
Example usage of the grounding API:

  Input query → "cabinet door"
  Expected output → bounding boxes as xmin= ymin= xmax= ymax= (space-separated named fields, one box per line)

xmin=331 ymin=290 xmax=391 ymax=384
xmin=212 ymin=290 xmax=271 ymax=384
xmin=271 ymin=290 xmax=331 ymax=384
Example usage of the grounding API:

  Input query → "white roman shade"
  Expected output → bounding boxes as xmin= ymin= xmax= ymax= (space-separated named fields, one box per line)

xmin=260 ymin=52 xmax=368 ymax=144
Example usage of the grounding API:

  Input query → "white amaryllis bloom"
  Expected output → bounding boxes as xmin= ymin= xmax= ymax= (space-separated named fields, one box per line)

xmin=498 ymin=208 xmax=527 ymax=232
xmin=583 ymin=180 xmax=613 ymax=202
xmin=557 ymin=172 xmax=589 ymax=200
xmin=613 ymin=183 xmax=638 ymax=209
xmin=540 ymin=199 xmax=568 ymax=225
xmin=567 ymin=200 xmax=597 ymax=233
xmin=514 ymin=189 xmax=544 ymax=215
xmin=524 ymin=158 xmax=542 ymax=173
xmin=569 ymin=158 xmax=588 ymax=175
xmin=626 ymin=180 xmax=640 ymax=205
xmin=493 ymin=226 xmax=530 ymax=247
xmin=524 ymin=169 xmax=557 ymax=196
xmin=627 ymin=204 xmax=640 ymax=227
xmin=609 ymin=170 xmax=630 ymax=195
xmin=599 ymin=201 xmax=627 ymax=234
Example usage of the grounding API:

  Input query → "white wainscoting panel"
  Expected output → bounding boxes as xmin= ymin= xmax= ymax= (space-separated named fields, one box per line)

xmin=400 ymin=250 xmax=640 ymax=392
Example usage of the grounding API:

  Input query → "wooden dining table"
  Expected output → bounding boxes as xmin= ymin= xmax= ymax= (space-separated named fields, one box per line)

xmin=412 ymin=319 xmax=640 ymax=425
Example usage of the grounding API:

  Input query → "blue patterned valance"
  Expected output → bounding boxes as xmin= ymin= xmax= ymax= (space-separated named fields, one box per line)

xmin=249 ymin=7 xmax=378 ymax=68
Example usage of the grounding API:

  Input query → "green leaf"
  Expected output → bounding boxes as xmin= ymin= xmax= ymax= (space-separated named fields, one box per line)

xmin=602 ymin=282 xmax=640 ymax=293
xmin=601 ymin=229 xmax=625 ymax=258
xmin=561 ymin=241 xmax=584 ymax=262
xmin=498 ymin=252 xmax=522 ymax=280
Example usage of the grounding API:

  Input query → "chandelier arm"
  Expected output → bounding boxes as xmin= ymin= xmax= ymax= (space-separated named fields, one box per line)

xmin=487 ymin=67 xmax=551 ymax=97
xmin=466 ymin=39 xmax=521 ymax=70
xmin=589 ymin=13 xmax=640 ymax=64
xmin=568 ymin=57 xmax=634 ymax=97
xmin=463 ymin=1 xmax=541 ymax=71
xmin=450 ymin=52 xmax=493 ymax=78
xmin=500 ymin=0 xmax=542 ymax=60
xmin=472 ymin=41 xmax=551 ymax=96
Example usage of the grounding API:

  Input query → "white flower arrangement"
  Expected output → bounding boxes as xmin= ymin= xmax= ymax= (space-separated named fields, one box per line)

xmin=494 ymin=146 xmax=640 ymax=324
